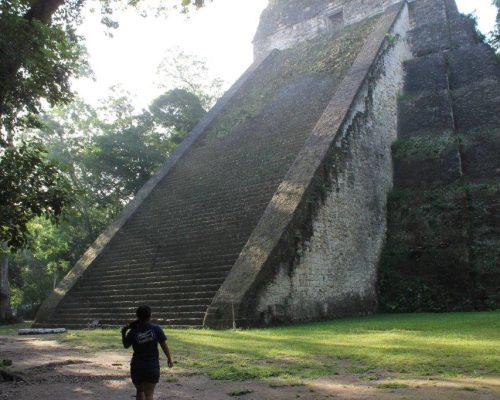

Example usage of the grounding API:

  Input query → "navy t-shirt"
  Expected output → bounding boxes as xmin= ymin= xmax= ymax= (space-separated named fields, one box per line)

xmin=123 ymin=322 xmax=167 ymax=368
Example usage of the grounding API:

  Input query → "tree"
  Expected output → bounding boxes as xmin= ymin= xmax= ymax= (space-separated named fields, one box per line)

xmin=0 ymin=0 xmax=208 ymax=142
xmin=148 ymin=88 xmax=207 ymax=140
xmin=157 ymin=50 xmax=224 ymax=109
xmin=0 ymin=0 xmax=87 ymax=142
xmin=0 ymin=141 xmax=73 ymax=319
xmin=491 ymin=0 xmax=500 ymax=50
xmin=85 ymin=88 xmax=206 ymax=201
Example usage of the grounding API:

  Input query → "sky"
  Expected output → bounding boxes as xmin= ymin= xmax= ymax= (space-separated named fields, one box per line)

xmin=73 ymin=0 xmax=497 ymax=111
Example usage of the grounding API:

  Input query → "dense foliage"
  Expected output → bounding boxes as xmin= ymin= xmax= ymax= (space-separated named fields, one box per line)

xmin=0 ymin=141 xmax=74 ymax=251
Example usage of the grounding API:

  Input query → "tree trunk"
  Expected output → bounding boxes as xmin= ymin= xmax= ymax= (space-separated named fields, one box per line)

xmin=0 ymin=0 xmax=66 ymax=126
xmin=25 ymin=0 xmax=66 ymax=24
xmin=0 ymin=253 xmax=12 ymax=321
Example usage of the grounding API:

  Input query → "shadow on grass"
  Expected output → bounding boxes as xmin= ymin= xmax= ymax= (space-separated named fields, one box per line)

xmin=160 ymin=312 xmax=500 ymax=380
xmin=4 ymin=312 xmax=499 ymax=382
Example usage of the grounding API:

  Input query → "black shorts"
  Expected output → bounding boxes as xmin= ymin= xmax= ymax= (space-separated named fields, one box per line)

xmin=130 ymin=365 xmax=160 ymax=384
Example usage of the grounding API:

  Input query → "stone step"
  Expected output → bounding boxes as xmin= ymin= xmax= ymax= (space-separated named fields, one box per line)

xmin=79 ymin=269 xmax=231 ymax=286
xmin=142 ymin=183 xmax=276 ymax=205
xmin=84 ymin=261 xmax=233 ymax=276
xmin=61 ymin=290 xmax=218 ymax=304
xmin=86 ymin=266 xmax=233 ymax=284
xmin=409 ymin=0 xmax=447 ymax=28
xmin=446 ymin=44 xmax=500 ymax=90
xmin=117 ymin=218 xmax=262 ymax=243
xmin=402 ymin=53 xmax=447 ymax=94
xmin=82 ymin=264 xmax=233 ymax=281
xmin=57 ymin=304 xmax=208 ymax=316
xmin=397 ymin=89 xmax=453 ymax=138
xmin=129 ymin=186 xmax=272 ymax=213
xmin=451 ymin=79 xmax=500 ymax=132
xmin=62 ymin=296 xmax=213 ymax=308
xmin=95 ymin=252 xmax=240 ymax=269
xmin=68 ymin=283 xmax=221 ymax=296
xmin=35 ymin=323 xmax=203 ymax=329
xmin=110 ymin=230 xmax=249 ymax=247
xmin=125 ymin=198 xmax=270 ymax=224
xmin=95 ymin=248 xmax=242 ymax=265
xmin=98 ymin=243 xmax=245 ymax=264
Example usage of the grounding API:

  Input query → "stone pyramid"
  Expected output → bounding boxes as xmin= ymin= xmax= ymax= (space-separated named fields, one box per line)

xmin=35 ymin=0 xmax=499 ymax=328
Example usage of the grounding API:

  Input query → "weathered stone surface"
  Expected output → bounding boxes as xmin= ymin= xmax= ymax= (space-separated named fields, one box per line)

xmin=397 ymin=91 xmax=454 ymax=138
xmin=254 ymin=20 xmax=411 ymax=324
xmin=460 ymin=128 xmax=500 ymax=183
xmin=379 ymin=186 xmax=472 ymax=311
xmin=205 ymin=4 xmax=409 ymax=328
xmin=34 ymin=51 xmax=272 ymax=327
xmin=380 ymin=0 xmax=500 ymax=312
xmin=409 ymin=22 xmax=450 ymax=57
xmin=253 ymin=0 xmax=402 ymax=58
xmin=403 ymin=54 xmax=448 ymax=94
xmin=447 ymin=45 xmax=500 ymax=89
xmin=393 ymin=150 xmax=462 ymax=189
xmin=452 ymin=80 xmax=500 ymax=132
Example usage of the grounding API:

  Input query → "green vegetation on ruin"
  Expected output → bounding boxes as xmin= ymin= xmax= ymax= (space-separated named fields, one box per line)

xmin=204 ymin=15 xmax=381 ymax=141
xmin=392 ymin=131 xmax=456 ymax=160
xmin=457 ymin=127 xmax=500 ymax=150
xmin=2 ymin=312 xmax=498 ymax=383
xmin=380 ymin=181 xmax=500 ymax=312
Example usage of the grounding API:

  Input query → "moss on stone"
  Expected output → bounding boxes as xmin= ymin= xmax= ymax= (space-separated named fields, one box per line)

xmin=392 ymin=131 xmax=456 ymax=160
xmin=255 ymin=0 xmax=331 ymax=41
xmin=204 ymin=15 xmax=381 ymax=141
xmin=380 ymin=180 xmax=500 ymax=312
xmin=457 ymin=127 xmax=500 ymax=149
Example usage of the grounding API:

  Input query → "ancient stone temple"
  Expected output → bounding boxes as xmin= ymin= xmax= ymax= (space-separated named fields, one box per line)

xmin=35 ymin=0 xmax=499 ymax=328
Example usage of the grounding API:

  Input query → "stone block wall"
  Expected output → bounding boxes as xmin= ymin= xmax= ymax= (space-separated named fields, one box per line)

xmin=253 ymin=0 xmax=403 ymax=58
xmin=254 ymin=6 xmax=411 ymax=324
xmin=379 ymin=0 xmax=500 ymax=312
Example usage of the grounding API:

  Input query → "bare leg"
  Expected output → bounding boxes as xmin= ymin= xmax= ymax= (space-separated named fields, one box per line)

xmin=134 ymin=383 xmax=145 ymax=400
xmin=143 ymin=382 xmax=156 ymax=400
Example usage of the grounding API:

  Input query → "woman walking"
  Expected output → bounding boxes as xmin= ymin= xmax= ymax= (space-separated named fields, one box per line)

xmin=122 ymin=305 xmax=173 ymax=400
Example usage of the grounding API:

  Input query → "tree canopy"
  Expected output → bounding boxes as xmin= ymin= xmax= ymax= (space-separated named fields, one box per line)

xmin=0 ymin=141 xmax=73 ymax=250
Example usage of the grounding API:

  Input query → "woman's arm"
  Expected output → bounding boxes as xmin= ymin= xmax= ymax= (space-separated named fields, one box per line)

xmin=160 ymin=341 xmax=173 ymax=368
xmin=121 ymin=325 xmax=132 ymax=348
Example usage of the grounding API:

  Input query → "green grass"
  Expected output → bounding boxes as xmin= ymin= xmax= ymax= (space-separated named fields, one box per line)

xmin=376 ymin=382 xmax=409 ymax=389
xmin=0 ymin=321 xmax=31 ymax=335
xmin=2 ymin=313 xmax=499 ymax=382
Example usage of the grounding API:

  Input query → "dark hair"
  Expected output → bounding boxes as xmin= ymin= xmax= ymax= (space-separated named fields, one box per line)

xmin=136 ymin=305 xmax=151 ymax=322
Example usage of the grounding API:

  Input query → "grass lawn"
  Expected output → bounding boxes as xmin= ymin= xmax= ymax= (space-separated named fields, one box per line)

xmin=2 ymin=312 xmax=499 ymax=382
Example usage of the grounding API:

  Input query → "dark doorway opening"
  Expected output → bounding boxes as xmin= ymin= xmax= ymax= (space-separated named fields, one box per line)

xmin=328 ymin=10 xmax=344 ymax=34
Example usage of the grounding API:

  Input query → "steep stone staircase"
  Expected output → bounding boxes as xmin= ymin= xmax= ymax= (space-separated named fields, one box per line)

xmin=35 ymin=17 xmax=382 ymax=328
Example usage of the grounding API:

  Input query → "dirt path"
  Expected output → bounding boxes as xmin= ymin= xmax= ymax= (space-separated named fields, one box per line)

xmin=1 ymin=335 xmax=498 ymax=400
